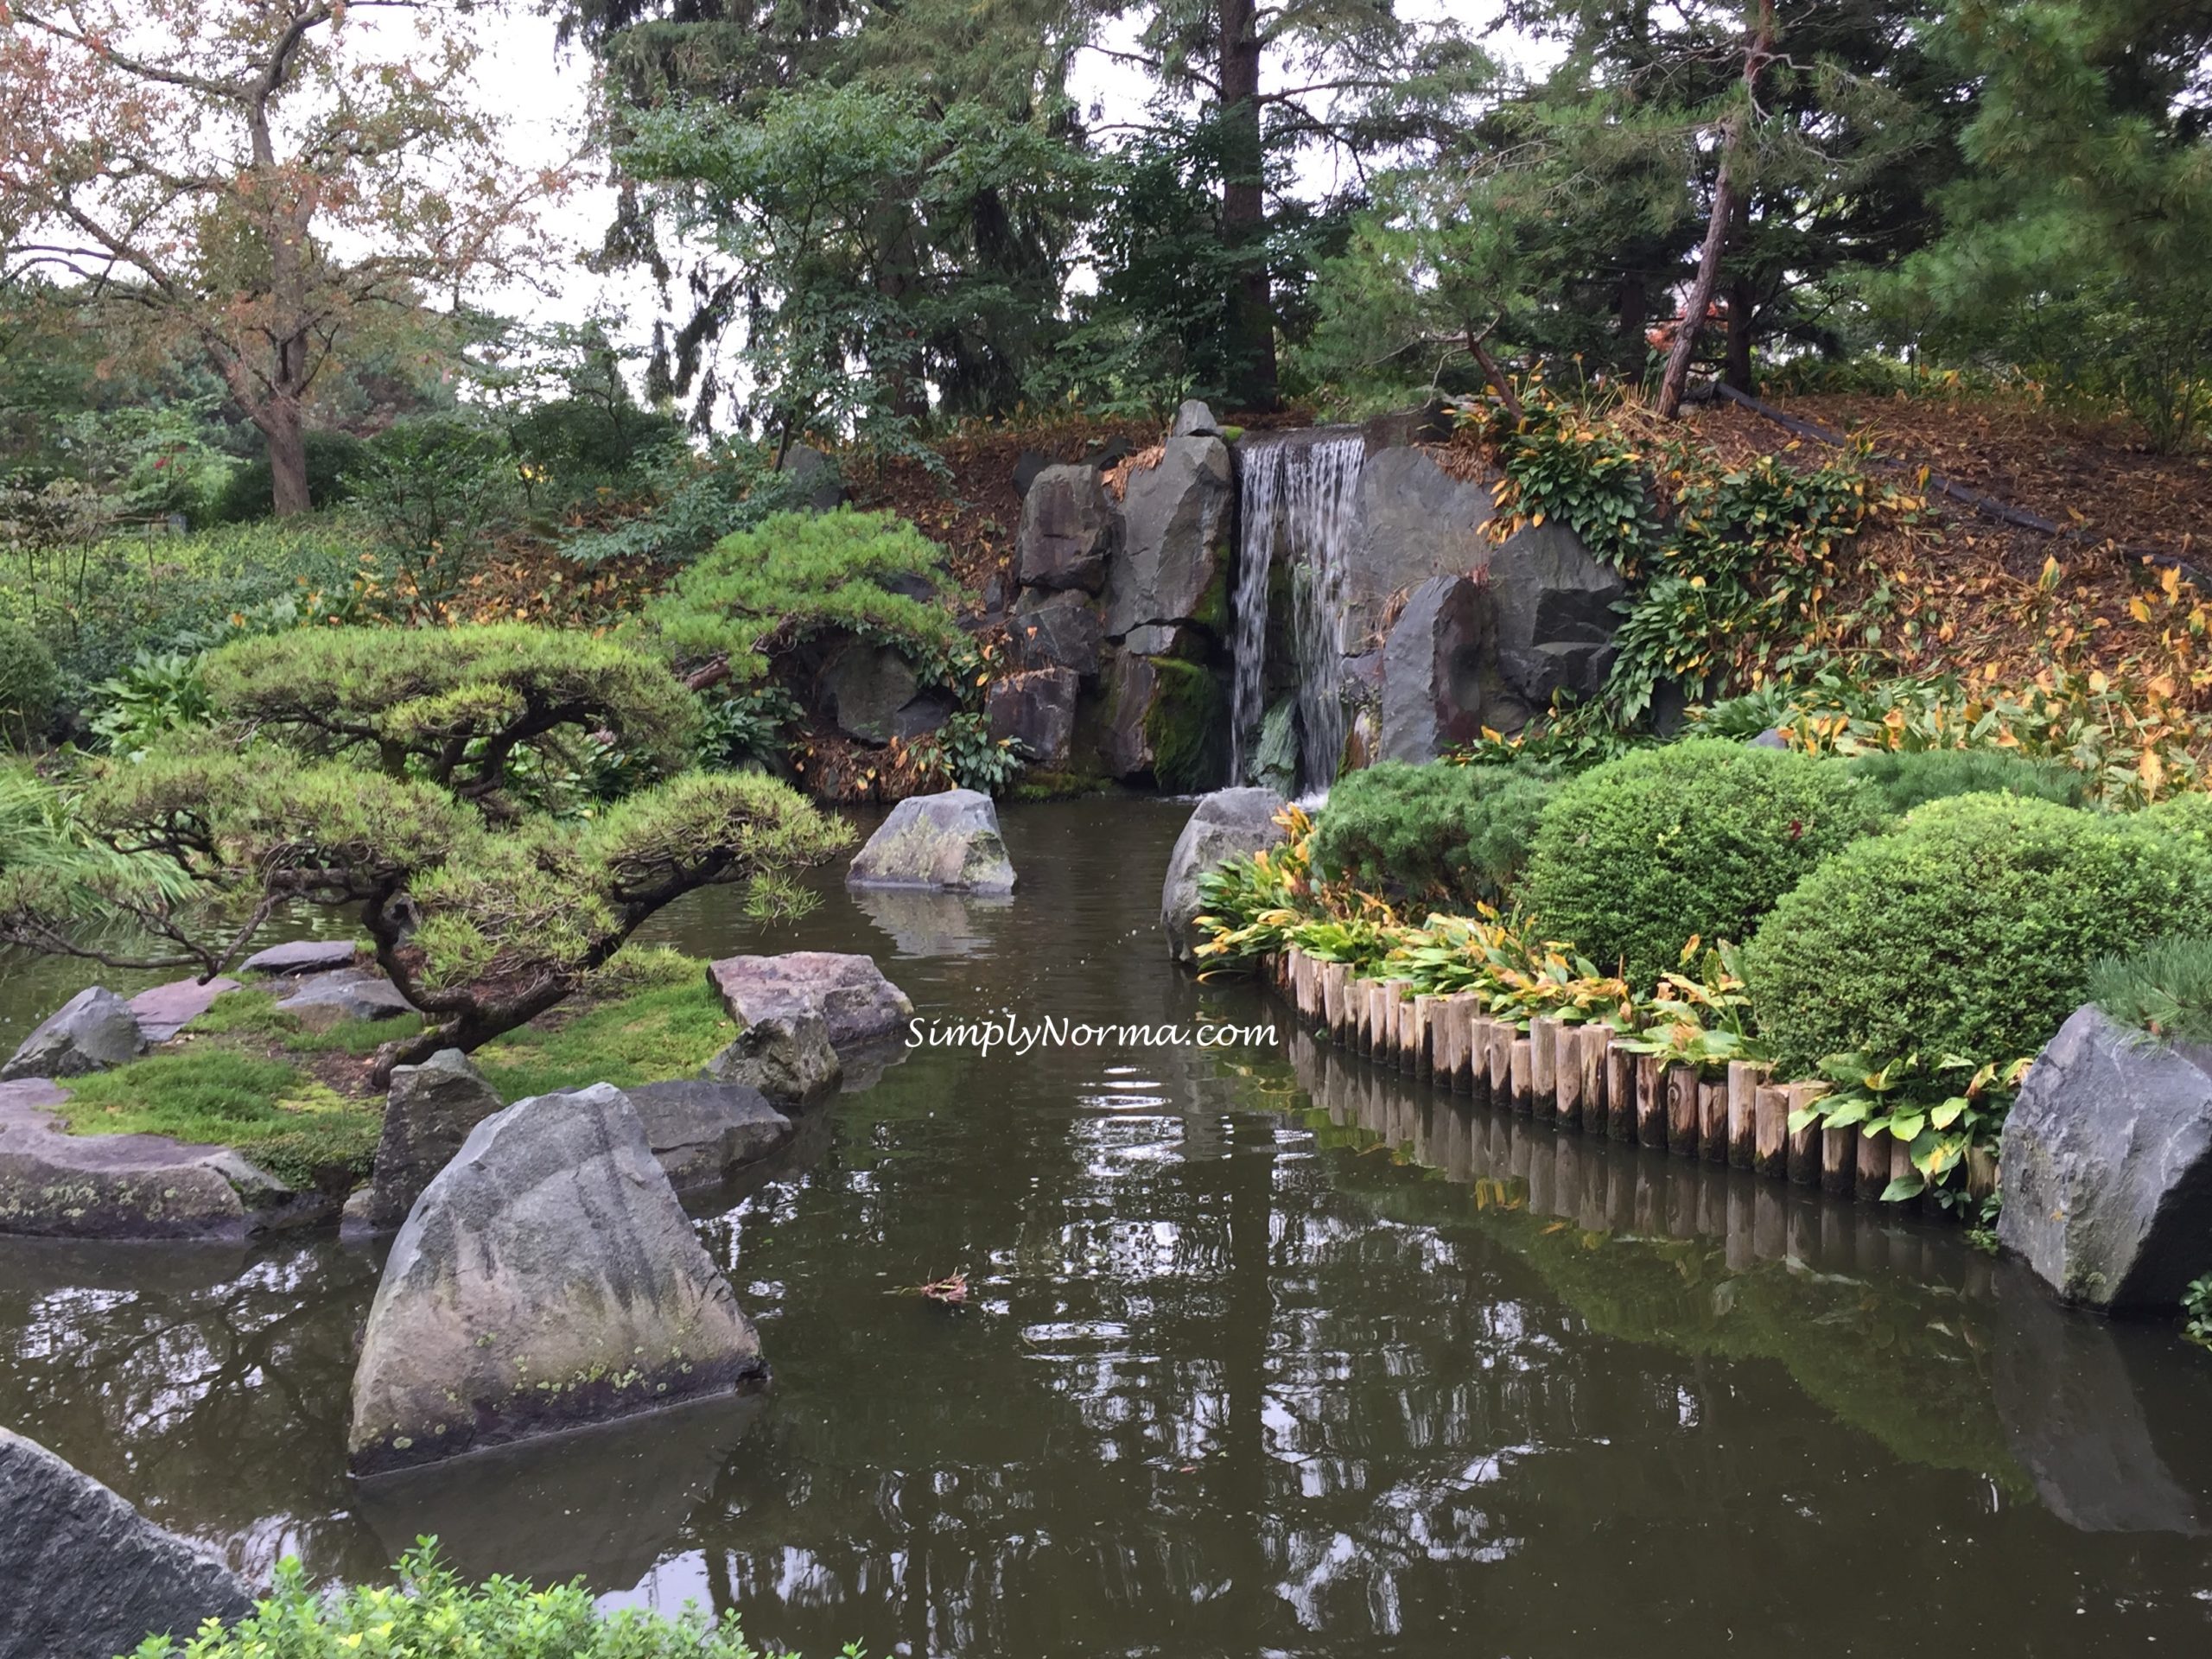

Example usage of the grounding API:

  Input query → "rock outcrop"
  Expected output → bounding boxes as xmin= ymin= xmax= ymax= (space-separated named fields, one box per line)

xmin=707 ymin=951 xmax=913 ymax=1049
xmin=344 ymin=1048 xmax=505 ymax=1235
xmin=1998 ymin=1005 xmax=2212 ymax=1311
xmin=846 ymin=788 xmax=1018 ymax=893
xmin=1017 ymin=464 xmax=1119 ymax=594
xmin=1160 ymin=787 xmax=1291 ymax=965
xmin=274 ymin=969 xmax=415 ymax=1023
xmin=347 ymin=1083 xmax=765 ymax=1474
xmin=702 ymin=1012 xmax=842 ymax=1110
xmin=1010 ymin=590 xmax=1105 ymax=681
xmin=1379 ymin=575 xmax=1485 ymax=763
xmin=777 ymin=443 xmax=844 ymax=512
xmin=817 ymin=639 xmax=944 ymax=743
xmin=1102 ymin=435 xmax=1232 ymax=642
xmin=0 ymin=1427 xmax=255 ymax=1659
xmin=626 ymin=1079 xmax=793 ymax=1188
xmin=987 ymin=665 xmax=1078 ymax=766
xmin=2 ymin=986 xmax=146 ymax=1081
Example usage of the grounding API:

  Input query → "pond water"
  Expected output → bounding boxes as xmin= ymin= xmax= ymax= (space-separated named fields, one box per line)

xmin=3 ymin=797 xmax=2210 ymax=1656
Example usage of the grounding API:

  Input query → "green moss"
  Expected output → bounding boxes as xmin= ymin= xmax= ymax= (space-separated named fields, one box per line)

xmin=188 ymin=987 xmax=425 ymax=1056
xmin=473 ymin=973 xmax=734 ymax=1101
xmin=1188 ymin=558 xmax=1233 ymax=637
xmin=1142 ymin=658 xmax=1226 ymax=793
xmin=54 ymin=1048 xmax=380 ymax=1186
xmin=1010 ymin=767 xmax=1113 ymax=802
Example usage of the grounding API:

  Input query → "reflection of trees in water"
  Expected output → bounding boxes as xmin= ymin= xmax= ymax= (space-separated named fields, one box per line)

xmin=0 ymin=1242 xmax=382 ymax=1583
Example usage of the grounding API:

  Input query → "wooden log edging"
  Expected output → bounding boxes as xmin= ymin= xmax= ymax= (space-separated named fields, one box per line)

xmin=1263 ymin=948 xmax=1980 ymax=1219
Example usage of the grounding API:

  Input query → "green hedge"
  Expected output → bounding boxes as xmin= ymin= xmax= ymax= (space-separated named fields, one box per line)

xmin=1311 ymin=760 xmax=1557 ymax=908
xmin=1844 ymin=747 xmax=2088 ymax=815
xmin=1522 ymin=739 xmax=1883 ymax=984
xmin=1745 ymin=793 xmax=2212 ymax=1076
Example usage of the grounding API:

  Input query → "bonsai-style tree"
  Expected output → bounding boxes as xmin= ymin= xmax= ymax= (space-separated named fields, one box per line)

xmin=0 ymin=625 xmax=852 ymax=1080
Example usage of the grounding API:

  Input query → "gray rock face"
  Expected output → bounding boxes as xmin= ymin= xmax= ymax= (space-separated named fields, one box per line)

xmin=818 ymin=639 xmax=921 ymax=743
xmin=240 ymin=938 xmax=359 ymax=976
xmin=1160 ymin=787 xmax=1290 ymax=965
xmin=1011 ymin=589 xmax=1104 ymax=680
xmin=1340 ymin=446 xmax=1494 ymax=658
xmin=127 ymin=977 xmax=241 ymax=1045
xmin=1017 ymin=464 xmax=1119 ymax=594
xmin=0 ymin=1427 xmax=255 ymax=1659
xmin=1379 ymin=575 xmax=1486 ymax=763
xmin=0 ymin=1079 xmax=306 ymax=1242
xmin=707 ymin=951 xmax=914 ymax=1049
xmin=847 ymin=788 xmax=1018 ymax=893
xmin=702 ymin=1013 xmax=842 ymax=1110
xmin=1170 ymin=398 xmax=1220 ymax=437
xmin=1103 ymin=435 xmax=1232 ymax=639
xmin=350 ymin=1049 xmax=505 ymax=1234
xmin=777 ymin=443 xmax=845 ymax=512
xmin=1485 ymin=519 xmax=1626 ymax=715
xmin=1999 ymin=1005 xmax=2212 ymax=1310
xmin=987 ymin=665 xmax=1078 ymax=766
xmin=347 ymin=1083 xmax=765 ymax=1474
xmin=3 ymin=987 xmax=146 ymax=1081
xmin=276 ymin=969 xmax=415 ymax=1023
xmin=626 ymin=1079 xmax=792 ymax=1188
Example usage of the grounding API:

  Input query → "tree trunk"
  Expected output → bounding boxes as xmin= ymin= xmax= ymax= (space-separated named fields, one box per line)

xmin=1656 ymin=1 xmax=1777 ymax=420
xmin=264 ymin=393 xmax=312 ymax=517
xmin=1218 ymin=0 xmax=1278 ymax=411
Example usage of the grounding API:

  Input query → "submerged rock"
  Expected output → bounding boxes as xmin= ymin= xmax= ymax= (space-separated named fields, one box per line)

xmin=127 ymin=977 xmax=241 ymax=1046
xmin=702 ymin=1012 xmax=842 ymax=1110
xmin=2 ymin=986 xmax=146 ymax=1081
xmin=0 ymin=1426 xmax=254 ymax=1659
xmin=846 ymin=789 xmax=1018 ymax=894
xmin=345 ymin=1049 xmax=505 ymax=1235
xmin=1160 ymin=787 xmax=1290 ymax=966
xmin=347 ymin=1083 xmax=765 ymax=1474
xmin=626 ymin=1078 xmax=793 ymax=1187
xmin=706 ymin=951 xmax=913 ymax=1049
xmin=1999 ymin=1005 xmax=2212 ymax=1311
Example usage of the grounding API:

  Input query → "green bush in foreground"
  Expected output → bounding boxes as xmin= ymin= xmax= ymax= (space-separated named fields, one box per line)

xmin=1746 ymin=793 xmax=2212 ymax=1077
xmin=0 ymin=620 xmax=60 ymax=746
xmin=2088 ymin=935 xmax=2212 ymax=1046
xmin=130 ymin=1546 xmax=798 ymax=1658
xmin=1522 ymin=739 xmax=1884 ymax=986
xmin=1312 ymin=760 xmax=1557 ymax=908
xmin=1845 ymin=747 xmax=2089 ymax=816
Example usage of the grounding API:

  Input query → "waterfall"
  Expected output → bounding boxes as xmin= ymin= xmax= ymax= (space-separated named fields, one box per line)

xmin=1228 ymin=431 xmax=1366 ymax=791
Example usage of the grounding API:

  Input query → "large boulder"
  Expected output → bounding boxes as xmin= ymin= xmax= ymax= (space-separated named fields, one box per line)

xmin=1170 ymin=397 xmax=1220 ymax=437
xmin=701 ymin=1012 xmax=842 ymax=1111
xmin=274 ymin=969 xmax=414 ymax=1023
xmin=344 ymin=1048 xmax=505 ymax=1235
xmin=707 ymin=951 xmax=913 ymax=1049
xmin=1379 ymin=574 xmax=1486 ymax=763
xmin=1341 ymin=445 xmax=1492 ymax=657
xmin=776 ymin=442 xmax=844 ymax=512
xmin=1016 ymin=464 xmax=1119 ymax=594
xmin=817 ymin=639 xmax=923 ymax=743
xmin=1010 ymin=589 xmax=1104 ymax=681
xmin=347 ymin=1083 xmax=765 ymax=1474
xmin=0 ymin=1427 xmax=255 ymax=1659
xmin=1485 ymin=519 xmax=1627 ymax=715
xmin=1999 ymin=1004 xmax=2212 ymax=1310
xmin=626 ymin=1078 xmax=793 ymax=1188
xmin=2 ymin=986 xmax=146 ymax=1081
xmin=1160 ymin=787 xmax=1290 ymax=965
xmin=0 ymin=1079 xmax=302 ymax=1242
xmin=847 ymin=788 xmax=1017 ymax=894
xmin=1102 ymin=435 xmax=1233 ymax=640
xmin=987 ymin=665 xmax=1078 ymax=766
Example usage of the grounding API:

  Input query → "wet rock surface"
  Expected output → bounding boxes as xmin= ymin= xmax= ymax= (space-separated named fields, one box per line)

xmin=344 ymin=1049 xmax=505 ymax=1236
xmin=702 ymin=1012 xmax=842 ymax=1110
xmin=706 ymin=951 xmax=913 ymax=1049
xmin=626 ymin=1078 xmax=794 ymax=1187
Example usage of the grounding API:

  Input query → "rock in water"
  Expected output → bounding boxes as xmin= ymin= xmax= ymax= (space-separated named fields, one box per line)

xmin=706 ymin=951 xmax=913 ymax=1048
xmin=1160 ymin=787 xmax=1290 ymax=965
xmin=626 ymin=1078 xmax=793 ymax=1188
xmin=1998 ymin=1004 xmax=2212 ymax=1310
xmin=346 ymin=1049 xmax=505 ymax=1234
xmin=702 ymin=1013 xmax=842 ymax=1110
xmin=2 ymin=987 xmax=146 ymax=1081
xmin=0 ymin=1427 xmax=254 ymax=1659
xmin=238 ymin=938 xmax=359 ymax=976
xmin=846 ymin=789 xmax=1018 ymax=894
xmin=346 ymin=1084 xmax=765 ymax=1474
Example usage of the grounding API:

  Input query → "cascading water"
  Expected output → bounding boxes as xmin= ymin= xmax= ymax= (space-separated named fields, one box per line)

xmin=1227 ymin=431 xmax=1367 ymax=791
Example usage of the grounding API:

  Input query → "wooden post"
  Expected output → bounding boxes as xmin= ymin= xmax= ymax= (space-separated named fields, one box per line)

xmin=1530 ymin=1017 xmax=1559 ymax=1109
xmin=1359 ymin=980 xmax=1379 ymax=1056
xmin=1510 ymin=1035 xmax=1534 ymax=1115
xmin=1636 ymin=1054 xmax=1666 ymax=1148
xmin=1605 ymin=1038 xmax=1635 ymax=1142
xmin=1412 ymin=995 xmax=1435 ymax=1079
xmin=1888 ymin=1138 xmax=1916 ymax=1203
xmin=1784 ymin=1083 xmax=1827 ymax=1185
xmin=1399 ymin=987 xmax=1421 ymax=1075
xmin=1856 ymin=1130 xmax=1891 ymax=1204
xmin=1698 ymin=1078 xmax=1727 ymax=1163
xmin=1752 ymin=1084 xmax=1789 ymax=1179
xmin=1967 ymin=1147 xmax=1999 ymax=1205
xmin=1726 ymin=1061 xmax=1759 ymax=1170
xmin=1488 ymin=1020 xmax=1512 ymax=1103
xmin=1322 ymin=963 xmax=1344 ymax=1043
xmin=1453 ymin=1001 xmax=1479 ymax=1095
xmin=1579 ymin=1026 xmax=1608 ymax=1137
xmin=1821 ymin=1123 xmax=1854 ymax=1197
xmin=1444 ymin=1001 xmax=1471 ymax=1095
xmin=1666 ymin=1063 xmax=1700 ymax=1157
xmin=1554 ymin=1023 xmax=1584 ymax=1131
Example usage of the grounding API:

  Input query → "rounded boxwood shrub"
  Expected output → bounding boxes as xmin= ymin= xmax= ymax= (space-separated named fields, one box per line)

xmin=1745 ymin=792 xmax=2212 ymax=1077
xmin=1312 ymin=759 xmax=1558 ymax=908
xmin=1845 ymin=747 xmax=2088 ymax=815
xmin=1521 ymin=738 xmax=1884 ymax=984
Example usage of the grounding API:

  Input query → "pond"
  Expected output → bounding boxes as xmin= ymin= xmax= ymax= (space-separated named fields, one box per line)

xmin=3 ymin=797 xmax=2209 ymax=1656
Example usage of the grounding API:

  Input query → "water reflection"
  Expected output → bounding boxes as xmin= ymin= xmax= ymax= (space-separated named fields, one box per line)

xmin=847 ymin=887 xmax=1014 ymax=959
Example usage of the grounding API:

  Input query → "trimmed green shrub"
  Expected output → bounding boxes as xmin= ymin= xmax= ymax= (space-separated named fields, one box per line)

xmin=130 ymin=1546 xmax=779 ymax=1657
xmin=0 ymin=620 xmax=59 ymax=746
xmin=1522 ymin=739 xmax=1884 ymax=984
xmin=1846 ymin=748 xmax=2089 ymax=815
xmin=1312 ymin=760 xmax=1558 ymax=908
xmin=2088 ymin=935 xmax=2212 ymax=1046
xmin=1745 ymin=793 xmax=2212 ymax=1077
